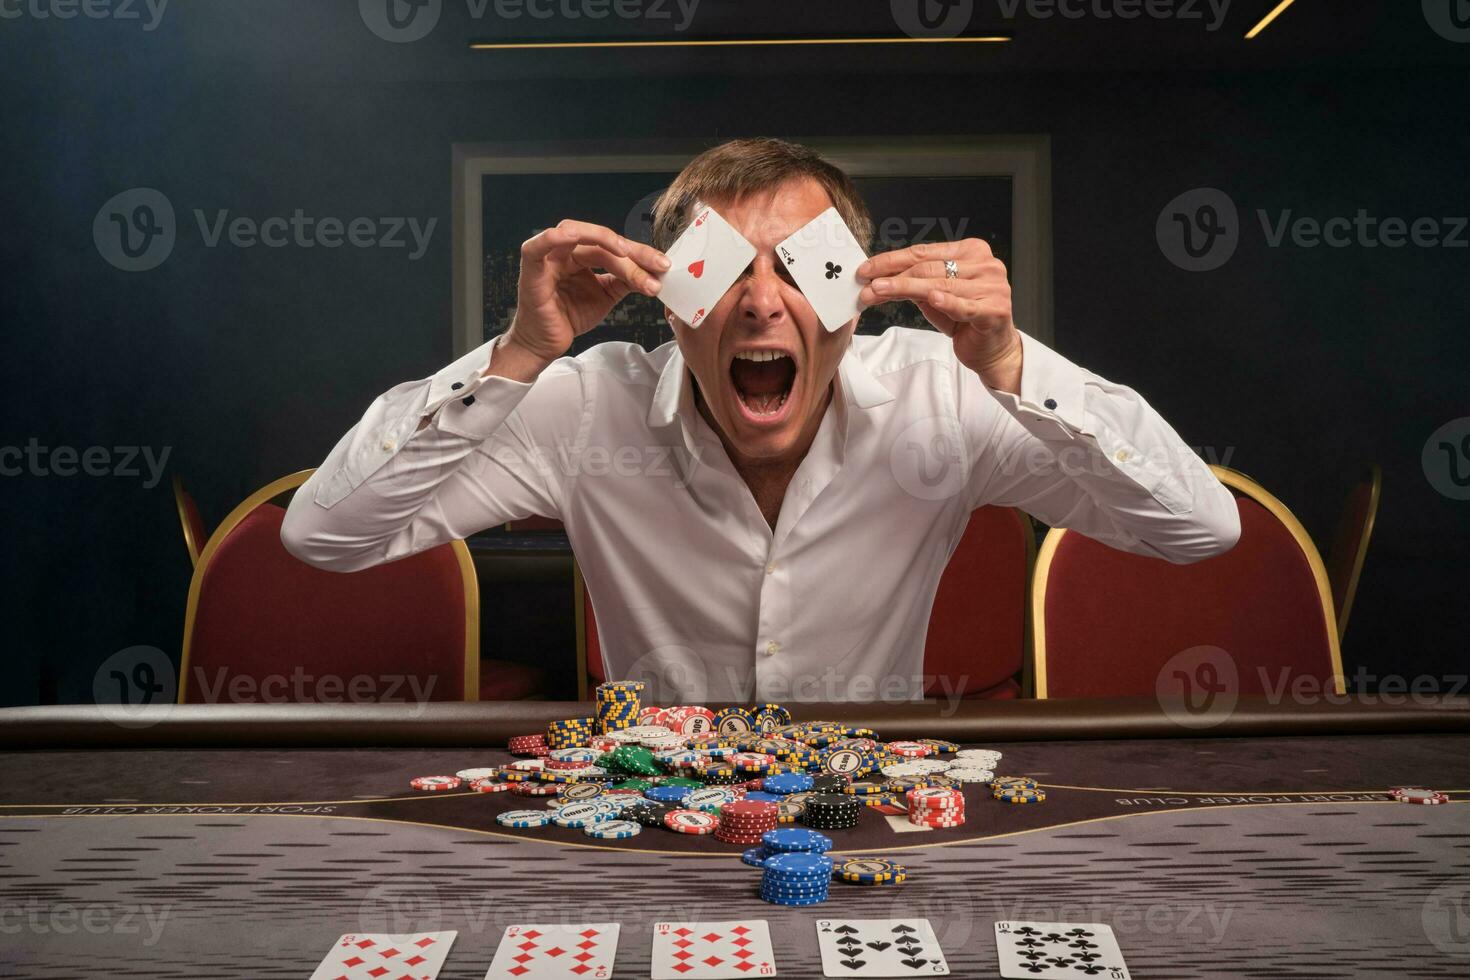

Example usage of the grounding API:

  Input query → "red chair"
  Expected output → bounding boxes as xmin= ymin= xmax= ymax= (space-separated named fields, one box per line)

xmin=180 ymin=470 xmax=535 ymax=703
xmin=923 ymin=506 xmax=1034 ymax=699
xmin=1030 ymin=465 xmax=1344 ymax=699
xmin=1325 ymin=464 xmax=1381 ymax=641
xmin=172 ymin=475 xmax=208 ymax=567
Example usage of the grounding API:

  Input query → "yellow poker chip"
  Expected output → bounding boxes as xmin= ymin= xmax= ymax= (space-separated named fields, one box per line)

xmin=994 ymin=788 xmax=1045 ymax=803
xmin=835 ymin=858 xmax=908 ymax=884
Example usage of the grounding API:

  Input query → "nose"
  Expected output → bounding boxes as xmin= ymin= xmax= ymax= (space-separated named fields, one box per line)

xmin=734 ymin=261 xmax=787 ymax=330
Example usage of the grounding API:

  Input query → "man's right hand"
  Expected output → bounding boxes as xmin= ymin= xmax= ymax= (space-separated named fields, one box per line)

xmin=494 ymin=220 xmax=670 ymax=381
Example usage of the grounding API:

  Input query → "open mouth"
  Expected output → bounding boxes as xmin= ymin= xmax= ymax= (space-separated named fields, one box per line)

xmin=729 ymin=349 xmax=798 ymax=421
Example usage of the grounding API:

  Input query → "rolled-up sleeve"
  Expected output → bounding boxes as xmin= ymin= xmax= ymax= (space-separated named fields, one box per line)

xmin=966 ymin=331 xmax=1240 ymax=564
xmin=281 ymin=338 xmax=586 ymax=572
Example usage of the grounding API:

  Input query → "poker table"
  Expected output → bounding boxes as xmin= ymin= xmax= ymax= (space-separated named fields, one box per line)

xmin=3 ymin=697 xmax=1468 ymax=979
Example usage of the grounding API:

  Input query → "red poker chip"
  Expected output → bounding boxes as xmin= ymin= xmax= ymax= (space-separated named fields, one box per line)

xmin=544 ymin=759 xmax=593 ymax=771
xmin=1390 ymin=787 xmax=1449 ymax=805
xmin=410 ymin=776 xmax=462 ymax=792
xmin=470 ymin=779 xmax=511 ymax=793
xmin=887 ymin=741 xmax=932 ymax=758
xmin=721 ymin=800 xmax=779 ymax=818
xmin=510 ymin=782 xmax=560 ymax=796
xmin=663 ymin=809 xmax=719 ymax=834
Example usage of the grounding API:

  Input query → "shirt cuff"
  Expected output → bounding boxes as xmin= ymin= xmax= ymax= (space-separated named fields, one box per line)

xmin=431 ymin=335 xmax=536 ymax=441
xmin=985 ymin=331 xmax=1089 ymax=442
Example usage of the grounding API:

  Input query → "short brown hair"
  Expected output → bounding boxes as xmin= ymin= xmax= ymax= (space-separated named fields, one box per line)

xmin=651 ymin=138 xmax=873 ymax=253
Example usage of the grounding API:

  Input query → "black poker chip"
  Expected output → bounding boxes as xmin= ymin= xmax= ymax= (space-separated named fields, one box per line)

xmin=627 ymin=801 xmax=679 ymax=827
xmin=811 ymin=774 xmax=851 ymax=793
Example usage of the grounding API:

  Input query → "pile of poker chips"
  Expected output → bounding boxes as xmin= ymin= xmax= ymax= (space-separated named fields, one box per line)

xmin=716 ymin=799 xmax=780 ymax=844
xmin=507 ymin=733 xmax=548 ymax=756
xmin=594 ymin=680 xmax=643 ymax=734
xmin=1390 ymin=786 xmax=1449 ymax=805
xmin=991 ymin=775 xmax=1045 ymax=804
xmin=907 ymin=786 xmax=966 ymax=828
xmin=832 ymin=857 xmax=907 ymax=886
xmin=547 ymin=717 xmax=594 ymax=750
xmin=801 ymin=793 xmax=863 ymax=830
xmin=742 ymin=827 xmax=832 ymax=868
xmin=760 ymin=852 xmax=833 ymax=906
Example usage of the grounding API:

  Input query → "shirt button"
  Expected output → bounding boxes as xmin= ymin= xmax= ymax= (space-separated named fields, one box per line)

xmin=451 ymin=382 xmax=464 ymax=391
xmin=1044 ymin=398 xmax=1057 ymax=410
xmin=1115 ymin=449 xmax=1130 ymax=462
xmin=764 ymin=641 xmax=780 ymax=657
xmin=765 ymin=563 xmax=777 ymax=575
xmin=381 ymin=440 xmax=396 ymax=453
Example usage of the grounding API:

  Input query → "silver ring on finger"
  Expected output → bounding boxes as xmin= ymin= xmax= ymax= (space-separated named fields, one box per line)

xmin=943 ymin=260 xmax=959 ymax=280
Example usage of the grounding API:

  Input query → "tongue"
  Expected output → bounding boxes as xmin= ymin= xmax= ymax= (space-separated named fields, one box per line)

xmin=730 ymin=357 xmax=793 ymax=396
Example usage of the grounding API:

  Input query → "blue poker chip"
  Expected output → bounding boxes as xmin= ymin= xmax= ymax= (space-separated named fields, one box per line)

xmin=741 ymin=791 xmax=783 ymax=803
xmin=762 ymin=772 xmax=815 ymax=796
xmin=645 ymin=785 xmax=692 ymax=804
xmin=584 ymin=819 xmax=642 ymax=840
xmin=762 ymin=852 xmax=833 ymax=877
xmin=742 ymin=847 xmax=769 ymax=868
xmin=761 ymin=828 xmax=832 ymax=854
xmin=497 ymin=808 xmax=553 ymax=828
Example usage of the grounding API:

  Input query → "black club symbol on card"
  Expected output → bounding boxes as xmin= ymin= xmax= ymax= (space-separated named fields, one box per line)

xmin=824 ymin=261 xmax=842 ymax=280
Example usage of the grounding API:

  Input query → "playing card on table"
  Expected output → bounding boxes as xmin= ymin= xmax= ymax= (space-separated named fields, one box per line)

xmin=815 ymin=918 xmax=949 ymax=977
xmin=651 ymin=920 xmax=776 ymax=978
xmin=776 ymin=206 xmax=870 ymax=332
xmin=993 ymin=921 xmax=1130 ymax=980
xmin=659 ymin=204 xmax=756 ymax=329
xmin=484 ymin=923 xmax=619 ymax=980
xmin=308 ymin=931 xmax=456 ymax=980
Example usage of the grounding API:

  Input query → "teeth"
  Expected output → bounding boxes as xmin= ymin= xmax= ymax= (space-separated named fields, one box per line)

xmin=733 ymin=350 xmax=789 ymax=363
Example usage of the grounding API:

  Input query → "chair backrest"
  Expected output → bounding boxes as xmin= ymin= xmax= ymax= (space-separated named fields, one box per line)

xmin=576 ymin=559 xmax=602 ymax=699
xmin=923 ymin=506 xmax=1033 ymax=698
xmin=172 ymin=475 xmax=208 ymax=567
xmin=179 ymin=470 xmax=479 ymax=703
xmin=1031 ymin=465 xmax=1343 ymax=700
xmin=1326 ymin=464 xmax=1381 ymax=640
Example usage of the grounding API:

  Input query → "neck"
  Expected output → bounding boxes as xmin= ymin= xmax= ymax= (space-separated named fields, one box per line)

xmin=694 ymin=379 xmax=832 ymax=486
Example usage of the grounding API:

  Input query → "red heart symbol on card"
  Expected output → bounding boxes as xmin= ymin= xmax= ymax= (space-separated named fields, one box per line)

xmin=687 ymin=260 xmax=705 ymax=279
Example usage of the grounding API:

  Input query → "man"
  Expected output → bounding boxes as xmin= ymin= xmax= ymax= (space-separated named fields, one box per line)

xmin=282 ymin=138 xmax=1239 ymax=703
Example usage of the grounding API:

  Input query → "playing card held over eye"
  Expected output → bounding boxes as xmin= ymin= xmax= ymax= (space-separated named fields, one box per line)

xmin=658 ymin=204 xmax=757 ymax=329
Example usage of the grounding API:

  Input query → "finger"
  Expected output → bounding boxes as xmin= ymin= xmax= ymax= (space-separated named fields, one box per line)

xmin=859 ymin=275 xmax=988 ymax=307
xmin=572 ymin=244 xmax=662 ymax=296
xmin=924 ymin=288 xmax=1007 ymax=324
xmin=857 ymin=239 xmax=987 ymax=281
xmin=883 ymin=259 xmax=998 ymax=283
xmin=917 ymin=301 xmax=956 ymax=337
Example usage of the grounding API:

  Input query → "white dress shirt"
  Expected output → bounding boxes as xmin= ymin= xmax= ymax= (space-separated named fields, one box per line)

xmin=282 ymin=328 xmax=1239 ymax=703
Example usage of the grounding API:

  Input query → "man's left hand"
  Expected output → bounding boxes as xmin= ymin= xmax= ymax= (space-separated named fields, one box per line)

xmin=857 ymin=238 xmax=1023 ymax=394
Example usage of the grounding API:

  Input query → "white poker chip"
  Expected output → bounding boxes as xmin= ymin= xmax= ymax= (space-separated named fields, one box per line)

xmin=552 ymin=802 xmax=611 ymax=828
xmin=909 ymin=759 xmax=952 ymax=774
xmin=880 ymin=762 xmax=929 ymax=778
xmin=504 ymin=758 xmax=547 ymax=771
xmin=625 ymin=725 xmax=676 ymax=738
xmin=497 ymin=808 xmax=554 ymax=828
xmin=943 ymin=767 xmax=996 ymax=783
xmin=641 ymin=734 xmax=687 ymax=749
xmin=604 ymin=729 xmax=643 ymax=743
xmin=955 ymin=748 xmax=1002 ymax=761
xmin=455 ymin=766 xmax=502 ymax=781
xmin=549 ymin=747 xmax=599 ymax=763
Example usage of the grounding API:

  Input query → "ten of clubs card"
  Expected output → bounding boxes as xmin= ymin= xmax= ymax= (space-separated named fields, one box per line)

xmin=483 ymin=922 xmax=620 ymax=980
xmin=308 ymin=931 xmax=457 ymax=980
xmin=815 ymin=918 xmax=950 ymax=977
xmin=651 ymin=919 xmax=777 ymax=978
xmin=993 ymin=921 xmax=1130 ymax=980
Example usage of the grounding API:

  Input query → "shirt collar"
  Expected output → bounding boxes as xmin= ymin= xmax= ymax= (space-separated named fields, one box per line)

xmin=648 ymin=339 xmax=895 ymax=432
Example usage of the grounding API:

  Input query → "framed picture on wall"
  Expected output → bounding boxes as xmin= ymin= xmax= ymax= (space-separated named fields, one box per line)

xmin=452 ymin=136 xmax=1052 ymax=358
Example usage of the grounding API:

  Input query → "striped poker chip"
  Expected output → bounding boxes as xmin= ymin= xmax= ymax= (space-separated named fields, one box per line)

xmin=549 ymin=747 xmax=599 ymax=764
xmin=907 ymin=787 xmax=964 ymax=808
xmin=943 ymin=768 xmax=995 ymax=784
xmin=455 ymin=767 xmax=502 ymax=782
xmin=497 ymin=808 xmax=553 ymax=828
xmin=994 ymin=788 xmax=1046 ymax=803
xmin=1390 ymin=787 xmax=1449 ymax=805
xmin=584 ymin=819 xmax=642 ymax=839
xmin=552 ymin=802 xmax=611 ymax=828
xmin=554 ymin=782 xmax=606 ymax=804
xmin=835 ymin=858 xmax=907 ymax=884
xmin=410 ymin=776 xmax=461 ymax=792
xmin=470 ymin=778 xmax=511 ymax=793
xmin=886 ymin=741 xmax=932 ymax=758
xmin=990 ymin=776 xmax=1038 ymax=790
xmin=663 ymin=809 xmax=720 ymax=834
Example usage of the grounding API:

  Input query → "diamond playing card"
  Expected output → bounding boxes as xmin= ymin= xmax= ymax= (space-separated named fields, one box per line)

xmin=993 ymin=921 xmax=1130 ymax=979
xmin=815 ymin=918 xmax=949 ymax=977
xmin=775 ymin=206 xmax=870 ymax=332
xmin=308 ymin=931 xmax=456 ymax=980
xmin=658 ymin=204 xmax=756 ymax=329
xmin=484 ymin=922 xmax=619 ymax=980
xmin=651 ymin=920 xmax=777 ymax=978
